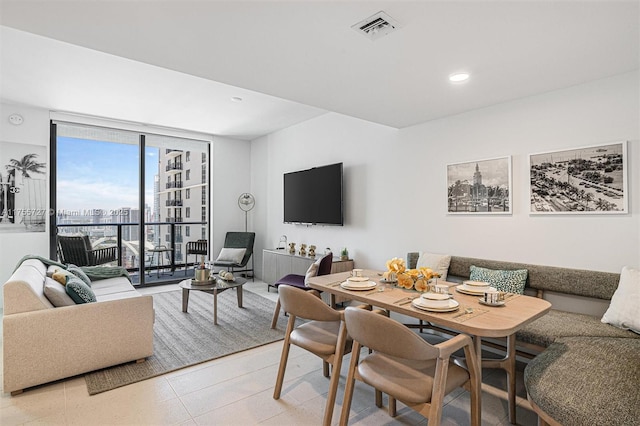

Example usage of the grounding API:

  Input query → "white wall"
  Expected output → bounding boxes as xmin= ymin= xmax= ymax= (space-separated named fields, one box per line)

xmin=210 ymin=136 xmax=252 ymax=256
xmin=251 ymin=71 xmax=639 ymax=277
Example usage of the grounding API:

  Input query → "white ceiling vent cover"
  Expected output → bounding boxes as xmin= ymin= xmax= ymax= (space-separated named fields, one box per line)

xmin=352 ymin=11 xmax=401 ymax=41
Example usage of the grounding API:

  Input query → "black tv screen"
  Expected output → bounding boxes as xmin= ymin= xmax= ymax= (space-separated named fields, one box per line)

xmin=284 ymin=162 xmax=343 ymax=225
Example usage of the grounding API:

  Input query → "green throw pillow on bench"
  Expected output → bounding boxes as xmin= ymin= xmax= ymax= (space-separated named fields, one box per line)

xmin=470 ymin=265 xmax=528 ymax=294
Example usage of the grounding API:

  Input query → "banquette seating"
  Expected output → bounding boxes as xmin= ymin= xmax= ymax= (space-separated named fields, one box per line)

xmin=406 ymin=252 xmax=639 ymax=426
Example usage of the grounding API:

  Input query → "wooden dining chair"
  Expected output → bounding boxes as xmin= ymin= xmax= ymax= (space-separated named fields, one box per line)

xmin=339 ymin=307 xmax=481 ymax=426
xmin=273 ymin=285 xmax=351 ymax=426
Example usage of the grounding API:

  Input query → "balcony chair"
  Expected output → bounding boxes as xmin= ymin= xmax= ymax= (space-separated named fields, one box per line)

xmin=270 ymin=252 xmax=333 ymax=329
xmin=339 ymin=307 xmax=481 ymax=426
xmin=184 ymin=239 xmax=208 ymax=275
xmin=273 ymin=285 xmax=352 ymax=426
xmin=57 ymin=235 xmax=118 ymax=267
xmin=213 ymin=231 xmax=255 ymax=279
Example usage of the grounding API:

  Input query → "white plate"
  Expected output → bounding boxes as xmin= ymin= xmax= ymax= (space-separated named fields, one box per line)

xmin=412 ymin=298 xmax=459 ymax=312
xmin=347 ymin=276 xmax=369 ymax=283
xmin=463 ymin=280 xmax=490 ymax=287
xmin=340 ymin=281 xmax=377 ymax=290
xmin=421 ymin=292 xmax=451 ymax=301
xmin=456 ymin=285 xmax=497 ymax=295
xmin=478 ymin=298 xmax=506 ymax=307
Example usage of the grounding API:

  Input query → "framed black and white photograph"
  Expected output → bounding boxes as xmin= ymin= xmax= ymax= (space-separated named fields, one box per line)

xmin=529 ymin=141 xmax=627 ymax=214
xmin=447 ymin=156 xmax=512 ymax=214
xmin=0 ymin=141 xmax=47 ymax=233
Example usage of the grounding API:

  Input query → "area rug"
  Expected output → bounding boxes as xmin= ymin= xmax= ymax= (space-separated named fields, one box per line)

xmin=85 ymin=289 xmax=286 ymax=395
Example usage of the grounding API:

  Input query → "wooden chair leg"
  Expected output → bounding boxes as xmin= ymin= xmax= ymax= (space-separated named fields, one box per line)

xmin=274 ymin=317 xmax=295 ymax=399
xmin=388 ymin=396 xmax=397 ymax=417
xmin=375 ymin=389 xmax=383 ymax=407
xmin=270 ymin=298 xmax=281 ymax=329
xmin=339 ymin=342 xmax=361 ymax=426
xmin=323 ymin=360 xmax=330 ymax=378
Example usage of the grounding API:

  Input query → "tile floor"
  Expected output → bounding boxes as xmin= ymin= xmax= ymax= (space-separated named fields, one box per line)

xmin=1 ymin=280 xmax=539 ymax=425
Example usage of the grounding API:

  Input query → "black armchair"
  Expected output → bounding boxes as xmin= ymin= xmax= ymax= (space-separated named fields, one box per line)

xmin=213 ymin=232 xmax=255 ymax=279
xmin=185 ymin=239 xmax=208 ymax=275
xmin=57 ymin=235 xmax=118 ymax=267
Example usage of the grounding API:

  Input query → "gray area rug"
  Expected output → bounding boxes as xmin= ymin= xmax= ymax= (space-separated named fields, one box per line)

xmin=85 ymin=289 xmax=285 ymax=395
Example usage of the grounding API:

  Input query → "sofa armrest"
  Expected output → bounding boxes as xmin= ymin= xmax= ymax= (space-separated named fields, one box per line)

xmin=3 ymin=295 xmax=154 ymax=394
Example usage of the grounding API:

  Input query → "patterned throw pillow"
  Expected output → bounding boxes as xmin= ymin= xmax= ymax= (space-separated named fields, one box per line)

xmin=66 ymin=276 xmax=97 ymax=304
xmin=469 ymin=265 xmax=528 ymax=294
xmin=68 ymin=266 xmax=92 ymax=287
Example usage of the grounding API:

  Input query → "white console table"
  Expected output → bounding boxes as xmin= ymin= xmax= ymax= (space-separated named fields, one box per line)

xmin=262 ymin=249 xmax=354 ymax=290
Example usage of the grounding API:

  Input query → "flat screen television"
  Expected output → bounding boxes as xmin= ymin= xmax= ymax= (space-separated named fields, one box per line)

xmin=284 ymin=162 xmax=343 ymax=225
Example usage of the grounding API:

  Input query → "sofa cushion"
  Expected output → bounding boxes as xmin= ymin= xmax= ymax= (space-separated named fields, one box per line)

xmin=470 ymin=265 xmax=528 ymax=294
xmin=417 ymin=252 xmax=452 ymax=281
xmin=524 ymin=337 xmax=640 ymax=426
xmin=516 ymin=309 xmax=640 ymax=348
xmin=91 ymin=277 xmax=137 ymax=297
xmin=601 ymin=266 xmax=640 ymax=334
xmin=43 ymin=277 xmax=76 ymax=307
xmin=68 ymin=266 xmax=92 ymax=287
xmin=65 ymin=276 xmax=97 ymax=304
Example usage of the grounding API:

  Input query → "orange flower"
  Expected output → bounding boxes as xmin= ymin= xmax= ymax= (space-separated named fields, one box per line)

xmin=385 ymin=257 xmax=406 ymax=274
xmin=414 ymin=278 xmax=429 ymax=292
xmin=397 ymin=273 xmax=414 ymax=289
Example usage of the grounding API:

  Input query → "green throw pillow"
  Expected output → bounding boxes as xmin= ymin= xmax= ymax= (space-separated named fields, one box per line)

xmin=68 ymin=266 xmax=92 ymax=287
xmin=469 ymin=265 xmax=528 ymax=294
xmin=66 ymin=276 xmax=97 ymax=304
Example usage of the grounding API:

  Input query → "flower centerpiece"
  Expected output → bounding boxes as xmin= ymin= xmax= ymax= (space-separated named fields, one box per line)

xmin=383 ymin=257 xmax=441 ymax=292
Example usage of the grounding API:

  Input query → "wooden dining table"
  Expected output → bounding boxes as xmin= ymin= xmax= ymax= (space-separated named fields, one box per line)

xmin=307 ymin=269 xmax=552 ymax=424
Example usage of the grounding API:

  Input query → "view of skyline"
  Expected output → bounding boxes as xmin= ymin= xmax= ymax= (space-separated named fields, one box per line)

xmin=57 ymin=136 xmax=159 ymax=212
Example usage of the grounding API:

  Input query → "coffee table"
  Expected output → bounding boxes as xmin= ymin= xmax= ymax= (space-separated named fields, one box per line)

xmin=179 ymin=276 xmax=248 ymax=325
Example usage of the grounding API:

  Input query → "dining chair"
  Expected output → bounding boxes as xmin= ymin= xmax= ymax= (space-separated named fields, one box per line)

xmin=339 ymin=307 xmax=481 ymax=426
xmin=270 ymin=252 xmax=333 ymax=329
xmin=273 ymin=284 xmax=352 ymax=426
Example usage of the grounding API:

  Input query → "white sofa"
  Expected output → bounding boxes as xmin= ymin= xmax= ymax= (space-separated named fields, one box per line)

xmin=2 ymin=258 xmax=154 ymax=395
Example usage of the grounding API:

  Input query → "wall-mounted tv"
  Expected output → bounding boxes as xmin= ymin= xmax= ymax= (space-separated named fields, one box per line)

xmin=284 ymin=162 xmax=343 ymax=226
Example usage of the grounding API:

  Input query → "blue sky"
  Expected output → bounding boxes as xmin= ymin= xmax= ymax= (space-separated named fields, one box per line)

xmin=57 ymin=137 xmax=158 ymax=212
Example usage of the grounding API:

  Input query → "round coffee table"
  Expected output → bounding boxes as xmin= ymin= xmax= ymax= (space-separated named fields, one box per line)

xmin=179 ymin=276 xmax=248 ymax=325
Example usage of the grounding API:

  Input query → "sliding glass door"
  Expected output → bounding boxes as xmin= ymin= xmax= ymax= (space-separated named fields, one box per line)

xmin=52 ymin=121 xmax=210 ymax=285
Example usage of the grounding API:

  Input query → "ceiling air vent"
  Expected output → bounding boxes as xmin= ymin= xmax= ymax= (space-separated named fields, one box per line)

xmin=352 ymin=11 xmax=401 ymax=41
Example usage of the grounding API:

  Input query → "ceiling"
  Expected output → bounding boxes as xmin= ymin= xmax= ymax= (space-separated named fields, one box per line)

xmin=1 ymin=1 xmax=638 ymax=140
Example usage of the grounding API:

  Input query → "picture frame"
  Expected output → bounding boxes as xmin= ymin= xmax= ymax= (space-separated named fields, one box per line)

xmin=0 ymin=141 xmax=48 ymax=233
xmin=447 ymin=156 xmax=512 ymax=215
xmin=529 ymin=141 xmax=628 ymax=214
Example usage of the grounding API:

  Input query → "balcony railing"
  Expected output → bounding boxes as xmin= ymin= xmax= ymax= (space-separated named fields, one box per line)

xmin=165 ymin=181 xmax=183 ymax=189
xmin=166 ymin=162 xmax=183 ymax=171
xmin=165 ymin=199 xmax=183 ymax=206
xmin=55 ymin=221 xmax=208 ymax=286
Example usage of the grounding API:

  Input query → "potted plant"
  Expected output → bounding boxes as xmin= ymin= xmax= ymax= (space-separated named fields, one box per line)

xmin=340 ymin=247 xmax=349 ymax=261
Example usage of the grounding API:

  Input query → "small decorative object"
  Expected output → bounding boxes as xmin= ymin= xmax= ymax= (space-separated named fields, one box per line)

xmin=340 ymin=247 xmax=349 ymax=261
xmin=288 ymin=242 xmax=296 ymax=254
xmin=383 ymin=256 xmax=440 ymax=292
xmin=308 ymin=245 xmax=316 ymax=257
xmin=277 ymin=235 xmax=288 ymax=250
xmin=194 ymin=255 xmax=210 ymax=281
xmin=325 ymin=247 xmax=332 ymax=255
xmin=299 ymin=243 xmax=307 ymax=257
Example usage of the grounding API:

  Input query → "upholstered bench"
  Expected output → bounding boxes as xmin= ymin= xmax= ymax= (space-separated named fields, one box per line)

xmin=407 ymin=252 xmax=639 ymax=425
xmin=524 ymin=336 xmax=640 ymax=426
xmin=516 ymin=309 xmax=638 ymax=348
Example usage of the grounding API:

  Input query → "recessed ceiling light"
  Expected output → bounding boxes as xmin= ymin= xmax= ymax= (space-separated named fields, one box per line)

xmin=449 ymin=72 xmax=470 ymax=83
xmin=230 ymin=96 xmax=243 ymax=102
